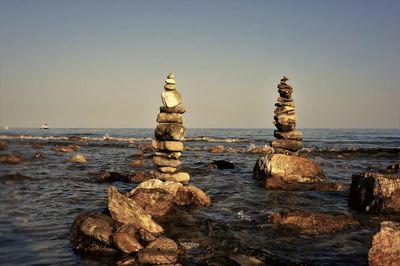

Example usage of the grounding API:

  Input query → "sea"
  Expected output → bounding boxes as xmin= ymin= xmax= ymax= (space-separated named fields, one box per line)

xmin=0 ymin=128 xmax=399 ymax=265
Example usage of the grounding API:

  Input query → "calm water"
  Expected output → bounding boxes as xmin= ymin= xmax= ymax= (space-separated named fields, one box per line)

xmin=0 ymin=128 xmax=399 ymax=265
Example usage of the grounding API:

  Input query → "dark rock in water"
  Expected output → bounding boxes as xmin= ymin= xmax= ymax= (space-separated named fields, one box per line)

xmin=253 ymin=154 xmax=326 ymax=189
xmin=174 ymin=186 xmax=194 ymax=206
xmin=198 ymin=256 xmax=240 ymax=266
xmin=368 ymin=221 xmax=400 ymax=266
xmin=138 ymin=237 xmax=178 ymax=264
xmin=159 ymin=104 xmax=187 ymax=114
xmin=126 ymin=171 xmax=156 ymax=183
xmin=1 ymin=173 xmax=31 ymax=182
xmin=53 ymin=145 xmax=80 ymax=152
xmin=129 ymin=188 xmax=173 ymax=218
xmin=0 ymin=140 xmax=7 ymax=150
xmin=208 ymin=160 xmax=235 ymax=169
xmin=0 ymin=154 xmax=23 ymax=164
xmin=31 ymin=143 xmax=43 ymax=149
xmin=386 ymin=163 xmax=400 ymax=173
xmin=209 ymin=145 xmax=225 ymax=153
xmin=80 ymin=217 xmax=112 ymax=245
xmin=271 ymin=139 xmax=303 ymax=152
xmin=186 ymin=185 xmax=212 ymax=206
xmin=268 ymin=210 xmax=359 ymax=235
xmin=139 ymin=143 xmax=154 ymax=153
xmin=348 ymin=172 xmax=400 ymax=214
xmin=95 ymin=171 xmax=131 ymax=183
xmin=34 ymin=152 xmax=44 ymax=159
xmin=155 ymin=123 xmax=186 ymax=141
xmin=112 ymin=232 xmax=143 ymax=253
xmin=265 ymin=181 xmax=345 ymax=192
xmin=70 ymin=212 xmax=119 ymax=254
xmin=247 ymin=146 xmax=273 ymax=154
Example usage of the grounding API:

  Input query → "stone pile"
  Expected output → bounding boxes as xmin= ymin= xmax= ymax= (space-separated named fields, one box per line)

xmin=152 ymin=73 xmax=190 ymax=183
xmin=271 ymin=76 xmax=303 ymax=155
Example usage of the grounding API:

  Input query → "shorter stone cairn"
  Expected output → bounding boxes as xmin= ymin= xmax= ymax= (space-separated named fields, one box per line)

xmin=271 ymin=76 xmax=303 ymax=155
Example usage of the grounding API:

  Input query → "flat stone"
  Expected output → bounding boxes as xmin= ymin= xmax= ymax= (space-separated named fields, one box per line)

xmin=80 ymin=217 xmax=112 ymax=245
xmin=154 ymin=151 xmax=182 ymax=159
xmin=186 ymin=185 xmax=212 ymax=206
xmin=164 ymin=83 xmax=176 ymax=90
xmin=277 ymin=83 xmax=293 ymax=91
xmin=156 ymin=171 xmax=190 ymax=184
xmin=138 ymin=237 xmax=178 ymax=265
xmin=248 ymin=146 xmax=274 ymax=154
xmin=161 ymin=90 xmax=182 ymax=108
xmin=274 ymin=113 xmax=297 ymax=125
xmin=368 ymin=221 xmax=400 ymax=266
xmin=274 ymin=130 xmax=303 ymax=140
xmin=117 ymin=224 xmax=137 ymax=235
xmin=128 ymin=160 xmax=144 ymax=168
xmin=271 ymin=139 xmax=303 ymax=152
xmin=112 ymin=232 xmax=143 ymax=253
xmin=275 ymin=101 xmax=295 ymax=107
xmin=165 ymin=78 xmax=176 ymax=84
xmin=274 ymin=106 xmax=295 ymax=115
xmin=126 ymin=171 xmax=156 ymax=183
xmin=153 ymin=155 xmax=182 ymax=168
xmin=157 ymin=113 xmax=182 ymax=123
xmin=158 ymin=166 xmax=177 ymax=173
xmin=274 ymin=121 xmax=296 ymax=132
xmin=130 ymin=188 xmax=173 ymax=217
xmin=155 ymin=123 xmax=186 ymax=141
xmin=152 ymin=139 xmax=184 ymax=152
xmin=159 ymin=104 xmax=186 ymax=114
xmin=128 ymin=179 xmax=183 ymax=198
xmin=348 ymin=172 xmax=400 ymax=214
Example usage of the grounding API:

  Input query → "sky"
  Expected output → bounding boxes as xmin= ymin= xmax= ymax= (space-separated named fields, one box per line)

xmin=0 ymin=0 xmax=399 ymax=128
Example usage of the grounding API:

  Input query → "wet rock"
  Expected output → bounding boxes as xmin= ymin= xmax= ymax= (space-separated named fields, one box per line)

xmin=265 ymin=181 xmax=345 ymax=192
xmin=112 ymin=232 xmax=143 ymax=253
xmin=53 ymin=145 xmax=79 ymax=152
xmin=0 ymin=140 xmax=7 ymax=150
xmin=268 ymin=210 xmax=359 ymax=235
xmin=151 ymin=139 xmax=184 ymax=152
xmin=208 ymin=160 xmax=235 ymax=169
xmin=139 ymin=143 xmax=154 ymax=153
xmin=158 ymin=166 xmax=177 ymax=173
xmin=386 ymin=163 xmax=400 ymax=174
xmin=80 ymin=217 xmax=112 ymax=245
xmin=126 ymin=171 xmax=156 ymax=183
xmin=153 ymin=155 xmax=182 ymax=168
xmin=129 ymin=188 xmax=174 ymax=218
xmin=128 ymin=160 xmax=144 ymax=168
xmin=186 ymin=185 xmax=212 ymax=206
xmin=34 ymin=152 xmax=44 ymax=159
xmin=230 ymin=254 xmax=264 ymax=266
xmin=156 ymin=171 xmax=190 ymax=183
xmin=348 ymin=172 xmax=400 ymax=214
xmin=174 ymin=186 xmax=194 ymax=206
xmin=95 ymin=171 xmax=130 ymax=183
xmin=126 ymin=151 xmax=145 ymax=160
xmin=368 ymin=221 xmax=400 ymax=266
xmin=107 ymin=186 xmax=164 ymax=234
xmin=157 ymin=112 xmax=183 ymax=123
xmin=70 ymin=154 xmax=87 ymax=163
xmin=138 ymin=237 xmax=178 ymax=264
xmin=1 ymin=173 xmax=30 ymax=182
xmin=155 ymin=123 xmax=186 ymax=141
xmin=0 ymin=154 xmax=23 ymax=164
xmin=160 ymin=104 xmax=187 ymax=114
xmin=270 ymin=139 xmax=304 ymax=152
xmin=138 ymin=228 xmax=158 ymax=242
xmin=248 ymin=146 xmax=273 ymax=154
xmin=253 ymin=154 xmax=326 ymax=189
xmin=209 ymin=145 xmax=225 ymax=153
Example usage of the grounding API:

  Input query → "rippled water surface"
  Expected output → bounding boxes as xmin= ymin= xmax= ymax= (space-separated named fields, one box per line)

xmin=0 ymin=128 xmax=399 ymax=265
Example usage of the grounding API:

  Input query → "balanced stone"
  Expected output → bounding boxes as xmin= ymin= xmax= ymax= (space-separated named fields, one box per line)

xmin=152 ymin=139 xmax=184 ymax=152
xmin=153 ymin=156 xmax=182 ymax=168
xmin=160 ymin=104 xmax=186 ymax=114
xmin=274 ymin=113 xmax=297 ymax=125
xmin=165 ymin=78 xmax=176 ymax=84
xmin=274 ymin=121 xmax=296 ymax=132
xmin=274 ymin=106 xmax=295 ymax=115
xmin=154 ymin=151 xmax=182 ymax=159
xmin=161 ymin=90 xmax=182 ymax=108
xmin=156 ymin=172 xmax=190 ymax=184
xmin=164 ymin=83 xmax=176 ymax=90
xmin=277 ymin=97 xmax=294 ymax=103
xmin=155 ymin=123 xmax=186 ymax=141
xmin=157 ymin=113 xmax=182 ymax=123
xmin=274 ymin=130 xmax=303 ymax=140
xmin=158 ymin=166 xmax=177 ymax=173
xmin=167 ymin=73 xmax=174 ymax=79
xmin=271 ymin=139 xmax=304 ymax=151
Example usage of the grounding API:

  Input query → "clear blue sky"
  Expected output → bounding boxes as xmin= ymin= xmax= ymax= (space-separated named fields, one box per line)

xmin=0 ymin=0 xmax=399 ymax=128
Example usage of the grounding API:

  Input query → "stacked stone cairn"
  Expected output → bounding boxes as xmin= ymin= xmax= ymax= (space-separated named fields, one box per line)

xmin=152 ymin=73 xmax=190 ymax=184
xmin=271 ymin=76 xmax=304 ymax=155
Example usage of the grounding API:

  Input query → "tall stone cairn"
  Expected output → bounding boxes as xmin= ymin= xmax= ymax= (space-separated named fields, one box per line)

xmin=271 ymin=76 xmax=304 ymax=154
xmin=152 ymin=73 xmax=190 ymax=184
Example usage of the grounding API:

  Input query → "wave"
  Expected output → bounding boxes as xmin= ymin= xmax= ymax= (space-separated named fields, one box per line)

xmin=186 ymin=136 xmax=249 ymax=143
xmin=0 ymin=134 xmax=152 ymax=143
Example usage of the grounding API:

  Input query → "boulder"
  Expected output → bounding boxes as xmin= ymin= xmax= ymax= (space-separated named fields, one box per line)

xmin=156 ymin=171 xmax=190 ymax=183
xmin=274 ymin=130 xmax=303 ymax=140
xmin=248 ymin=146 xmax=273 ymax=154
xmin=368 ymin=221 xmax=400 ymax=266
xmin=348 ymin=172 xmax=400 ymax=213
xmin=209 ymin=145 xmax=225 ymax=153
xmin=80 ymin=217 xmax=112 ymax=245
xmin=112 ymin=232 xmax=143 ymax=253
xmin=151 ymin=139 xmax=184 ymax=152
xmin=161 ymin=90 xmax=182 ymax=108
xmin=138 ymin=237 xmax=178 ymax=265
xmin=0 ymin=154 xmax=23 ymax=164
xmin=208 ymin=160 xmax=235 ymax=169
xmin=70 ymin=154 xmax=87 ymax=163
xmin=253 ymin=154 xmax=326 ymax=189
xmin=155 ymin=123 xmax=186 ymax=141
xmin=129 ymin=188 xmax=174 ymax=217
xmin=268 ymin=210 xmax=359 ymax=235
xmin=270 ymin=139 xmax=303 ymax=152
xmin=153 ymin=155 xmax=182 ymax=168
xmin=107 ymin=186 xmax=164 ymax=234
xmin=186 ymin=185 xmax=212 ymax=206
xmin=157 ymin=113 xmax=183 ymax=124
xmin=0 ymin=140 xmax=6 ymax=150
xmin=160 ymin=104 xmax=186 ymax=114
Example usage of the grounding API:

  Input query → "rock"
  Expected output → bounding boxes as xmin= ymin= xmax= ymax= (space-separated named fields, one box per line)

xmin=386 ymin=163 xmax=400 ymax=174
xmin=157 ymin=112 xmax=183 ymax=123
xmin=155 ymin=151 xmax=182 ymax=159
xmin=112 ymin=232 xmax=143 ymax=253
xmin=107 ymin=186 xmax=164 ymax=234
xmin=368 ymin=221 xmax=400 ymax=266
xmin=270 ymin=139 xmax=303 ymax=152
xmin=138 ymin=228 xmax=158 ymax=242
xmin=0 ymin=154 xmax=23 ymax=164
xmin=158 ymin=166 xmax=177 ymax=173
xmin=274 ymin=106 xmax=295 ymax=115
xmin=0 ymin=140 xmax=6 ymax=150
xmin=155 ymin=123 xmax=186 ymax=141
xmin=53 ymin=145 xmax=79 ymax=152
xmin=274 ymin=130 xmax=303 ymax=140
xmin=268 ymin=210 xmax=359 ymax=235
xmin=32 ymin=143 xmax=43 ymax=149
xmin=167 ymin=73 xmax=175 ymax=79
xmin=127 ymin=171 xmax=156 ymax=183
xmin=161 ymin=90 xmax=182 ymax=108
xmin=230 ymin=254 xmax=264 ymax=266
xmin=129 ymin=188 xmax=174 ymax=217
xmin=80 ymin=217 xmax=112 ymax=245
xmin=273 ymin=148 xmax=298 ymax=155
xmin=70 ymin=154 xmax=87 ymax=163
xmin=253 ymin=154 xmax=326 ymax=188
xmin=126 ymin=152 xmax=145 ymax=160
xmin=1 ymin=173 xmax=31 ymax=182
xmin=129 ymin=179 xmax=183 ymax=198
xmin=159 ymin=104 xmax=187 ymax=114
xmin=348 ymin=172 xmax=400 ymax=213
xmin=117 ymin=224 xmax=137 ymax=235
xmin=273 ymin=121 xmax=296 ymax=132
xmin=156 ymin=172 xmax=190 ymax=183
xmin=153 ymin=155 xmax=182 ymax=168
xmin=165 ymin=78 xmax=176 ymax=84
xmin=151 ymin=139 xmax=184 ymax=152
xmin=208 ymin=160 xmax=235 ymax=169
xmin=138 ymin=237 xmax=178 ymax=265
xmin=186 ymin=185 xmax=211 ymax=206
xmin=209 ymin=145 xmax=224 ymax=153
xmin=128 ymin=160 xmax=144 ymax=168
xmin=173 ymin=186 xmax=194 ymax=205
xmin=116 ymin=256 xmax=137 ymax=266
xmin=95 ymin=171 xmax=130 ymax=183
xmin=248 ymin=146 xmax=274 ymax=154
xmin=164 ymin=83 xmax=176 ymax=91
xmin=274 ymin=113 xmax=297 ymax=125
xmin=139 ymin=143 xmax=154 ymax=153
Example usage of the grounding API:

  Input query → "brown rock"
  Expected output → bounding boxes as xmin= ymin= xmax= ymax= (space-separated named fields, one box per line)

xmin=154 ymin=151 xmax=182 ymax=159
xmin=70 ymin=154 xmax=87 ymax=163
xmin=186 ymin=185 xmax=212 ymax=206
xmin=273 ymin=121 xmax=296 ymax=132
xmin=274 ymin=130 xmax=303 ymax=140
xmin=127 ymin=152 xmax=145 ymax=160
xmin=80 ymin=217 xmax=112 ymax=245
xmin=128 ymin=179 xmax=183 ymax=198
xmin=160 ymin=104 xmax=186 ymax=114
xmin=139 ymin=143 xmax=154 ymax=153
xmin=263 ymin=181 xmax=345 ymax=192
xmin=174 ymin=186 xmax=194 ymax=206
xmin=112 ymin=232 xmax=143 ymax=253
xmin=107 ymin=186 xmax=164 ymax=234
xmin=53 ymin=145 xmax=79 ymax=152
xmin=157 ymin=113 xmax=183 ymax=123
xmin=127 ymin=171 xmax=156 ymax=183
xmin=276 ymin=99 xmax=295 ymax=105
xmin=156 ymin=171 xmax=190 ymax=183
xmin=153 ymin=155 xmax=182 ymax=168
xmin=348 ymin=172 xmax=400 ymax=213
xmin=129 ymin=188 xmax=173 ymax=217
xmin=368 ymin=221 xmax=400 ymax=266
xmin=248 ymin=146 xmax=274 ymax=154
xmin=32 ymin=143 xmax=43 ymax=149
xmin=158 ymin=166 xmax=177 ymax=173
xmin=128 ymin=160 xmax=144 ymax=168
xmin=274 ymin=106 xmax=295 ymax=115
xmin=164 ymin=83 xmax=176 ymax=90
xmin=151 ymin=139 xmax=184 ymax=152
xmin=0 ymin=140 xmax=7 ymax=150
xmin=117 ymin=224 xmax=137 ymax=235
xmin=209 ymin=145 xmax=225 ymax=153
xmin=0 ymin=154 xmax=22 ymax=164
xmin=138 ymin=237 xmax=178 ymax=265
xmin=268 ymin=210 xmax=359 ymax=235
xmin=138 ymin=228 xmax=158 ymax=242
xmin=155 ymin=123 xmax=186 ymax=141
xmin=271 ymin=139 xmax=303 ymax=152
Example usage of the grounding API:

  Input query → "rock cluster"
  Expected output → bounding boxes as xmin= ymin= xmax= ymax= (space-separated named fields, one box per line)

xmin=152 ymin=73 xmax=189 ymax=184
xmin=368 ymin=221 xmax=400 ymax=266
xmin=271 ymin=76 xmax=303 ymax=155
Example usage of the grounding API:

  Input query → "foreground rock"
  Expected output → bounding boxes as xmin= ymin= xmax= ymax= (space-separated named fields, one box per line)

xmin=348 ymin=172 xmax=400 ymax=214
xmin=129 ymin=188 xmax=173 ymax=217
xmin=368 ymin=221 xmax=400 ymax=266
xmin=138 ymin=237 xmax=178 ymax=264
xmin=268 ymin=210 xmax=359 ymax=235
xmin=0 ymin=154 xmax=23 ymax=164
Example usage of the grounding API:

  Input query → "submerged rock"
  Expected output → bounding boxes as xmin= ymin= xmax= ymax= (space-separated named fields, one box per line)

xmin=0 ymin=154 xmax=23 ymax=164
xmin=70 ymin=154 xmax=87 ymax=163
xmin=95 ymin=171 xmax=130 ymax=183
xmin=138 ymin=237 xmax=178 ymax=264
xmin=368 ymin=221 xmax=400 ymax=266
xmin=129 ymin=188 xmax=174 ymax=218
xmin=53 ymin=145 xmax=79 ymax=152
xmin=268 ymin=210 xmax=359 ymax=235
xmin=349 ymin=172 xmax=400 ymax=214
xmin=209 ymin=145 xmax=225 ymax=153
xmin=186 ymin=185 xmax=212 ymax=206
xmin=0 ymin=140 xmax=7 ymax=150
xmin=127 ymin=171 xmax=156 ymax=183
xmin=208 ymin=160 xmax=235 ymax=169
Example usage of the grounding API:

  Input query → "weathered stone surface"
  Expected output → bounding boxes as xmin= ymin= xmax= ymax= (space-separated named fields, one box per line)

xmin=117 ymin=224 xmax=137 ymax=235
xmin=273 ymin=121 xmax=296 ymax=132
xmin=274 ymin=130 xmax=303 ymax=140
xmin=128 ymin=179 xmax=183 ymax=198
xmin=158 ymin=166 xmax=177 ymax=173
xmin=253 ymin=154 xmax=326 ymax=187
xmin=0 ymin=154 xmax=22 ymax=164
xmin=274 ymin=105 xmax=295 ymax=115
xmin=80 ymin=217 xmax=112 ymax=245
xmin=164 ymin=83 xmax=176 ymax=90
xmin=161 ymin=90 xmax=182 ymax=108
xmin=208 ymin=160 xmax=235 ymax=169
xmin=126 ymin=171 xmax=156 ymax=183
xmin=159 ymin=104 xmax=186 ymax=114
xmin=153 ymin=155 xmax=182 ymax=168
xmin=274 ymin=113 xmax=297 ymax=125
xmin=138 ymin=228 xmax=157 ymax=242
xmin=107 ymin=186 xmax=164 ymax=234
xmin=248 ymin=146 xmax=274 ymax=154
xmin=209 ymin=145 xmax=225 ymax=153
xmin=138 ymin=237 xmax=178 ymax=265
xmin=70 ymin=154 xmax=87 ymax=163
xmin=348 ymin=172 xmax=400 ymax=213
xmin=0 ymin=140 xmax=7 ymax=150
xmin=129 ymin=188 xmax=173 ymax=217
xmin=151 ymin=139 xmax=184 ymax=152
xmin=186 ymin=185 xmax=212 ymax=206
xmin=368 ymin=221 xmax=400 ymax=266
xmin=154 ymin=151 xmax=182 ymax=159
xmin=155 ymin=123 xmax=186 ymax=141
xmin=268 ymin=210 xmax=359 ymax=235
xmin=173 ymin=186 xmax=194 ymax=206
xmin=167 ymin=73 xmax=175 ymax=79
xmin=157 ymin=113 xmax=183 ymax=123
xmin=271 ymin=139 xmax=303 ymax=152
xmin=275 ymin=100 xmax=295 ymax=106
xmin=156 ymin=171 xmax=190 ymax=183
xmin=112 ymin=232 xmax=143 ymax=253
